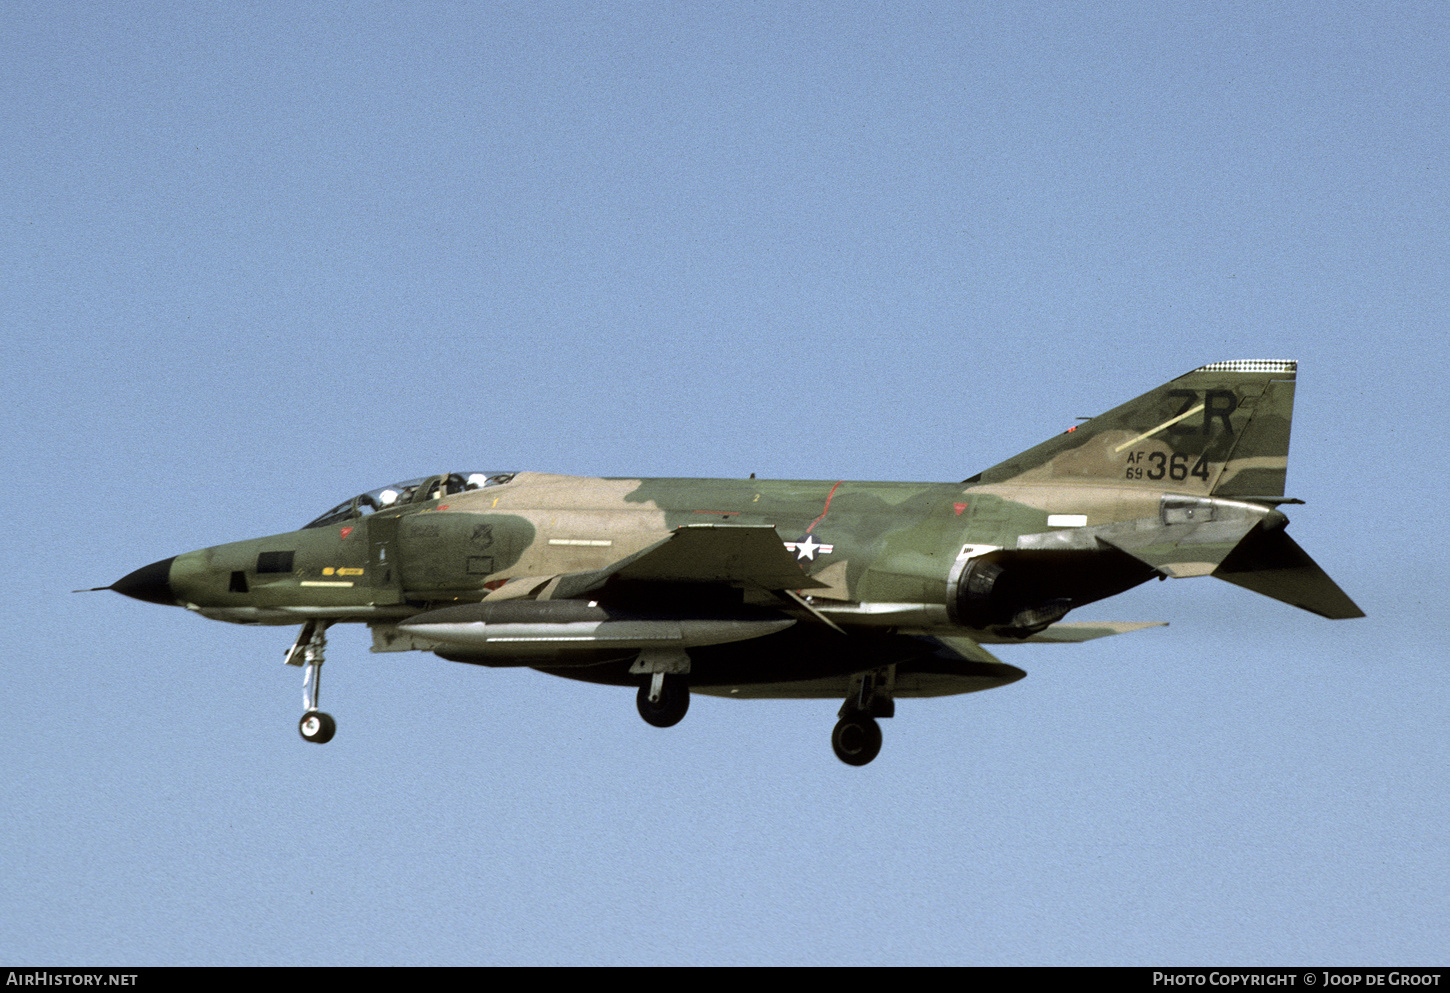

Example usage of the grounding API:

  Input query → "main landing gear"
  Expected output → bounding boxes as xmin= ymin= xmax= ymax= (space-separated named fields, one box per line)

xmin=832 ymin=666 xmax=895 ymax=766
xmin=631 ymin=649 xmax=691 ymax=728
xmin=286 ymin=620 xmax=336 ymax=744
xmin=831 ymin=714 xmax=882 ymax=766
xmin=637 ymin=673 xmax=690 ymax=727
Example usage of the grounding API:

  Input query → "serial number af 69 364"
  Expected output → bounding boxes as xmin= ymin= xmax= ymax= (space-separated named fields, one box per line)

xmin=1124 ymin=450 xmax=1211 ymax=482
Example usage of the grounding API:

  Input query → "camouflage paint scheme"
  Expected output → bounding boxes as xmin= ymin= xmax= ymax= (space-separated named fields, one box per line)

xmin=107 ymin=361 xmax=1361 ymax=760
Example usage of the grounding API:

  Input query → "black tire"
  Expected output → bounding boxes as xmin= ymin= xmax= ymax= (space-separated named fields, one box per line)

xmin=299 ymin=710 xmax=336 ymax=744
xmin=831 ymin=715 xmax=882 ymax=766
xmin=636 ymin=675 xmax=689 ymax=728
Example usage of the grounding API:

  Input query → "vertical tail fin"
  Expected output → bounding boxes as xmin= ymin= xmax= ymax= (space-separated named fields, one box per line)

xmin=970 ymin=360 xmax=1298 ymax=498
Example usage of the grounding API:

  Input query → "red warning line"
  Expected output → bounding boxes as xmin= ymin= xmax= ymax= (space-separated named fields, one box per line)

xmin=805 ymin=480 xmax=843 ymax=534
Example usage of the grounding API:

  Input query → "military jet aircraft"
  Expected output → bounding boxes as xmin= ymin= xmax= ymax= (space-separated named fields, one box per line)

xmin=103 ymin=360 xmax=1361 ymax=765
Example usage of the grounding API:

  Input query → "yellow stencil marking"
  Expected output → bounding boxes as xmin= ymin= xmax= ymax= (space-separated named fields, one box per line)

xmin=1113 ymin=403 xmax=1204 ymax=453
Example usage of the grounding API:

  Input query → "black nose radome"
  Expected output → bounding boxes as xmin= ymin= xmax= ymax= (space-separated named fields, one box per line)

xmin=111 ymin=557 xmax=178 ymax=606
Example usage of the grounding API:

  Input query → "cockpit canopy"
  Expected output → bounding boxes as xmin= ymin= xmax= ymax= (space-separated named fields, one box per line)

xmin=303 ymin=472 xmax=517 ymax=529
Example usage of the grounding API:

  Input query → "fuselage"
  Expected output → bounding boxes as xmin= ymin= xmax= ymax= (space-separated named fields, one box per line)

xmin=121 ymin=470 xmax=1209 ymax=639
xmin=102 ymin=363 xmax=1360 ymax=763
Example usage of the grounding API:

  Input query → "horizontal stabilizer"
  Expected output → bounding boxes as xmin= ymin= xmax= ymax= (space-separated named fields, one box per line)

xmin=551 ymin=524 xmax=827 ymax=600
xmin=1212 ymin=526 xmax=1364 ymax=619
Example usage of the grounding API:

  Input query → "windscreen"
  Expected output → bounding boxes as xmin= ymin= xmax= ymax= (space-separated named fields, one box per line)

xmin=302 ymin=472 xmax=516 ymax=529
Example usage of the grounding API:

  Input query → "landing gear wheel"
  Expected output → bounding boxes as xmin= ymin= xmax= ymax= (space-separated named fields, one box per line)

xmin=636 ymin=674 xmax=690 ymax=728
xmin=832 ymin=715 xmax=882 ymax=766
xmin=299 ymin=710 xmax=336 ymax=744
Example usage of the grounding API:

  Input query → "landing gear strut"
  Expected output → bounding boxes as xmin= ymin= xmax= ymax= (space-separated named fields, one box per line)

xmin=286 ymin=620 xmax=336 ymax=744
xmin=832 ymin=665 xmax=895 ymax=766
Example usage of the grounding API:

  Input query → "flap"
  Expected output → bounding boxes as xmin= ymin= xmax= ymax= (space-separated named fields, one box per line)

xmin=931 ymin=635 xmax=1009 ymax=666
xmin=1021 ymin=620 xmax=1168 ymax=643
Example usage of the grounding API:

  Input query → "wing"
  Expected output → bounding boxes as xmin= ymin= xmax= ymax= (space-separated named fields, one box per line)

xmin=392 ymin=525 xmax=825 ymax=665
xmin=548 ymin=523 xmax=828 ymax=600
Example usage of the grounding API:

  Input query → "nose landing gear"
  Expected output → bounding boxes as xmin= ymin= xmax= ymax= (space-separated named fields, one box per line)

xmin=299 ymin=710 xmax=336 ymax=743
xmin=286 ymin=620 xmax=336 ymax=744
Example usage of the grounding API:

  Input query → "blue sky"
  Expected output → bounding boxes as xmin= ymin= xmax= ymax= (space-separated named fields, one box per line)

xmin=3 ymin=1 xmax=1447 ymax=964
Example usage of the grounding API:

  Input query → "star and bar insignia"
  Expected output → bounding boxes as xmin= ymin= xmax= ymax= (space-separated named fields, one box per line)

xmin=783 ymin=535 xmax=834 ymax=562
